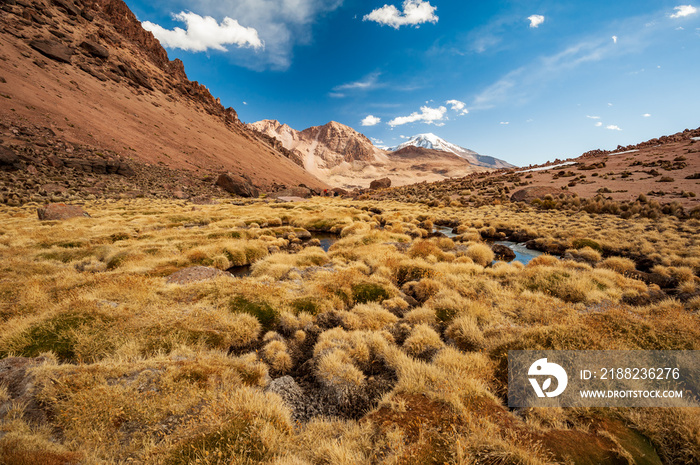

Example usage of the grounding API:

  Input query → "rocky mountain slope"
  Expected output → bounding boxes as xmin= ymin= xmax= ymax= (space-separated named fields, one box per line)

xmin=248 ymin=120 xmax=493 ymax=188
xmin=391 ymin=133 xmax=515 ymax=169
xmin=0 ymin=0 xmax=326 ymax=205
xmin=369 ymin=127 xmax=700 ymax=213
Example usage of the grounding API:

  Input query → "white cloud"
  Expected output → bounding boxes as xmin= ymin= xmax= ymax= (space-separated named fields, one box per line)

xmin=388 ymin=105 xmax=447 ymax=127
xmin=446 ymin=99 xmax=469 ymax=115
xmin=142 ymin=12 xmax=263 ymax=52
xmin=243 ymin=101 xmax=248 ymax=105
xmin=528 ymin=15 xmax=545 ymax=28
xmin=586 ymin=115 xmax=601 ymax=119
xmin=361 ymin=115 xmax=381 ymax=126
xmin=595 ymin=122 xmax=603 ymax=127
xmin=612 ymin=35 xmax=618 ymax=43
xmin=143 ymin=0 xmax=343 ymax=70
xmin=643 ymin=113 xmax=652 ymax=117
xmin=363 ymin=0 xmax=438 ymax=29
xmin=606 ymin=125 xmax=622 ymax=131
xmin=500 ymin=121 xmax=510 ymax=125
xmin=670 ymin=5 xmax=697 ymax=18
xmin=334 ymin=73 xmax=380 ymax=92
xmin=608 ymin=102 xmax=613 ymax=106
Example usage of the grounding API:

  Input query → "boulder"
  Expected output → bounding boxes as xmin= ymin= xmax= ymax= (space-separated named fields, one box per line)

xmin=369 ymin=177 xmax=391 ymax=190
xmin=37 ymin=203 xmax=90 ymax=220
xmin=215 ymin=173 xmax=259 ymax=198
xmin=79 ymin=40 xmax=109 ymax=59
xmin=52 ymin=0 xmax=79 ymax=16
xmin=510 ymin=186 xmax=562 ymax=203
xmin=492 ymin=244 xmax=516 ymax=261
xmin=0 ymin=146 xmax=20 ymax=170
xmin=28 ymin=39 xmax=74 ymax=64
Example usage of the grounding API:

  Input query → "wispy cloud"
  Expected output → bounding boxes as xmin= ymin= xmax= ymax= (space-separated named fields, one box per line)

xmin=606 ymin=125 xmax=622 ymax=131
xmin=363 ymin=0 xmax=438 ymax=29
xmin=595 ymin=122 xmax=603 ymax=127
xmin=528 ymin=15 xmax=545 ymax=28
xmin=612 ymin=35 xmax=618 ymax=43
xmin=586 ymin=115 xmax=601 ymax=120
xmin=446 ymin=99 xmax=469 ymax=115
xmin=143 ymin=12 xmax=263 ymax=52
xmin=643 ymin=113 xmax=652 ymax=117
xmin=388 ymin=105 xmax=447 ymax=127
xmin=500 ymin=121 xmax=510 ymax=125
xmin=470 ymin=9 xmax=673 ymax=111
xmin=361 ymin=115 xmax=381 ymax=126
xmin=670 ymin=5 xmax=697 ymax=18
xmin=333 ymin=73 xmax=381 ymax=92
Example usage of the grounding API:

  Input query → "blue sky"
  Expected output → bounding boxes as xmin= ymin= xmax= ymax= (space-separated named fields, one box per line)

xmin=126 ymin=1 xmax=700 ymax=166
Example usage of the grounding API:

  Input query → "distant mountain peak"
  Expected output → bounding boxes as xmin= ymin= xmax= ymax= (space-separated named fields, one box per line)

xmin=391 ymin=133 xmax=515 ymax=169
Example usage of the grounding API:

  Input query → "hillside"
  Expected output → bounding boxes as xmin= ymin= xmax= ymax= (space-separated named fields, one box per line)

xmin=248 ymin=120 xmax=491 ymax=188
xmin=0 ymin=0 xmax=326 ymax=205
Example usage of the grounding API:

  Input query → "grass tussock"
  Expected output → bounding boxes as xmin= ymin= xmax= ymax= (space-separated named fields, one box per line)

xmin=0 ymin=197 xmax=698 ymax=463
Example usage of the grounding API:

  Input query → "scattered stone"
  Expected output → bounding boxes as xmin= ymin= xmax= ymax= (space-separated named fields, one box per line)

xmin=172 ymin=188 xmax=188 ymax=199
xmin=165 ymin=266 xmax=228 ymax=285
xmin=369 ymin=177 xmax=391 ymax=190
xmin=28 ymin=39 xmax=74 ymax=64
xmin=79 ymin=40 xmax=109 ymax=59
xmin=492 ymin=244 xmax=516 ymax=261
xmin=215 ymin=172 xmax=259 ymax=198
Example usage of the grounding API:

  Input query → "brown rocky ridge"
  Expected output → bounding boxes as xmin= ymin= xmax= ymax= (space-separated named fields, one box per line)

xmin=0 ymin=0 xmax=327 ymax=206
xmin=248 ymin=119 xmax=494 ymax=189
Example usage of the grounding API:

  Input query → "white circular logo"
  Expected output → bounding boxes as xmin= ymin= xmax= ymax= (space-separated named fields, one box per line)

xmin=528 ymin=358 xmax=568 ymax=398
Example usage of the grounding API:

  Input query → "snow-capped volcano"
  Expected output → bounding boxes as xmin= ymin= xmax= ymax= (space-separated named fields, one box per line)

xmin=391 ymin=133 xmax=515 ymax=169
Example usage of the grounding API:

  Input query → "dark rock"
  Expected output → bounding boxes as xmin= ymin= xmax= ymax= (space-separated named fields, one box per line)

xmin=29 ymin=39 xmax=74 ymax=64
xmin=51 ymin=0 xmax=79 ymax=16
xmin=79 ymin=40 xmax=109 ymax=59
xmin=216 ymin=172 xmax=259 ymax=198
xmin=492 ymin=244 xmax=516 ymax=261
xmin=116 ymin=162 xmax=135 ymax=177
xmin=45 ymin=154 xmax=64 ymax=168
xmin=510 ymin=186 xmax=562 ymax=203
xmin=0 ymin=146 xmax=20 ymax=170
xmin=369 ymin=177 xmax=391 ymax=190
xmin=37 ymin=203 xmax=90 ymax=220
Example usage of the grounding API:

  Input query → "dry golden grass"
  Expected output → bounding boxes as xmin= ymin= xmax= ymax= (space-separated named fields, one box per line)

xmin=0 ymin=197 xmax=698 ymax=463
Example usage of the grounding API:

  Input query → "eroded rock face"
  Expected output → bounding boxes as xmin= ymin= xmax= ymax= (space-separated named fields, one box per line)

xmin=29 ymin=39 xmax=75 ymax=63
xmin=510 ymin=186 xmax=562 ymax=203
xmin=37 ymin=203 xmax=90 ymax=220
xmin=369 ymin=177 xmax=391 ymax=190
xmin=215 ymin=173 xmax=259 ymax=198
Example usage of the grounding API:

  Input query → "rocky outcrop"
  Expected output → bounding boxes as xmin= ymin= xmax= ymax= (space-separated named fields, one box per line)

xmin=37 ymin=203 xmax=90 ymax=220
xmin=215 ymin=173 xmax=259 ymax=198
xmin=369 ymin=177 xmax=391 ymax=190
xmin=28 ymin=39 xmax=75 ymax=63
